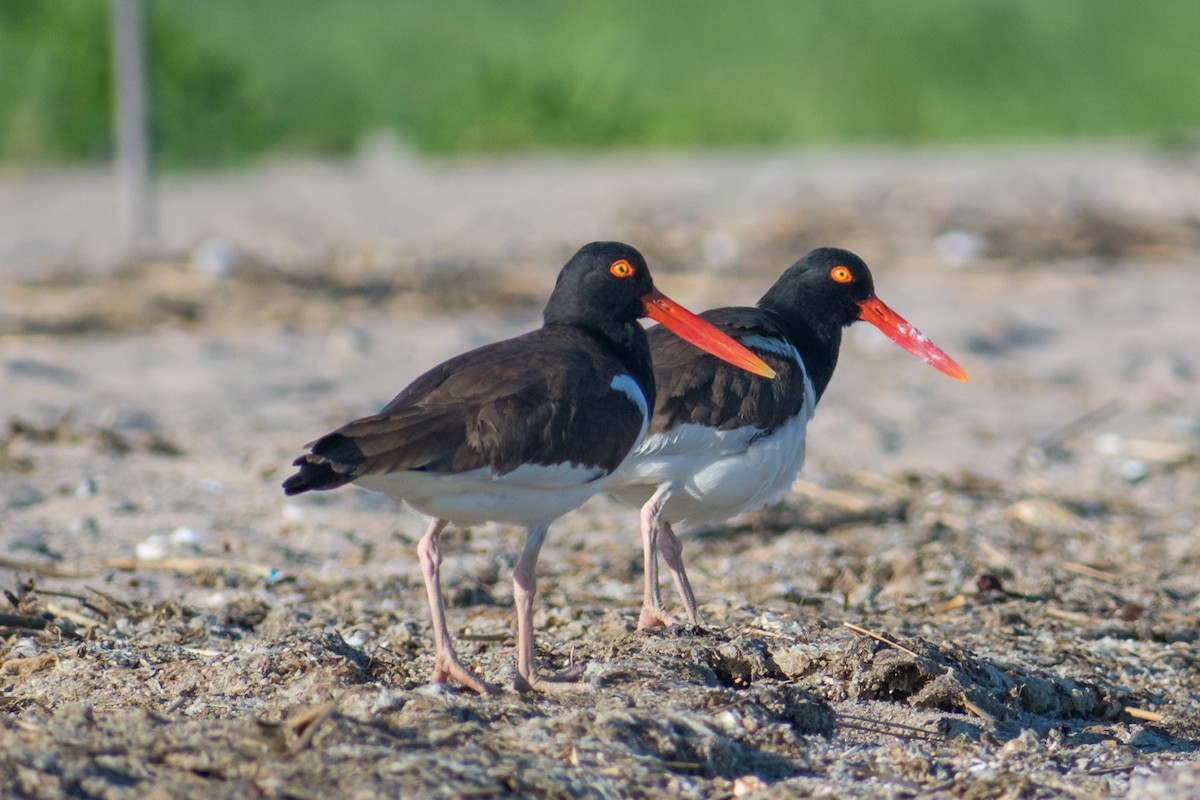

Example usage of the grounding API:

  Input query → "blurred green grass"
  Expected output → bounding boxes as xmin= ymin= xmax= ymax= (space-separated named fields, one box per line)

xmin=2 ymin=0 xmax=1199 ymax=169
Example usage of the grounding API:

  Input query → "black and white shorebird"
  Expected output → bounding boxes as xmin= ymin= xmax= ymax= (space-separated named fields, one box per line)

xmin=282 ymin=242 xmax=774 ymax=693
xmin=606 ymin=247 xmax=969 ymax=629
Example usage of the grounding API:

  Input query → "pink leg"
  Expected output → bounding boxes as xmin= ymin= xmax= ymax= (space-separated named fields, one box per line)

xmin=512 ymin=524 xmax=590 ymax=693
xmin=637 ymin=486 xmax=674 ymax=629
xmin=659 ymin=519 xmax=704 ymax=628
xmin=416 ymin=517 xmax=495 ymax=694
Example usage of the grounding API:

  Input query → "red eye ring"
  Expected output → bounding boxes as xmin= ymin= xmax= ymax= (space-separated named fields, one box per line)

xmin=831 ymin=266 xmax=852 ymax=283
xmin=610 ymin=259 xmax=634 ymax=278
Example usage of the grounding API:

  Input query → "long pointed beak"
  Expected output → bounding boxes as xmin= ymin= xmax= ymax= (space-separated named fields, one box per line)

xmin=857 ymin=296 xmax=969 ymax=382
xmin=642 ymin=290 xmax=776 ymax=378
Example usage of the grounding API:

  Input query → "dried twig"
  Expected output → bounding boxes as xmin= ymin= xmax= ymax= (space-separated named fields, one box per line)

xmin=842 ymin=622 xmax=921 ymax=659
xmin=791 ymin=479 xmax=873 ymax=512
xmin=1044 ymin=607 xmax=1100 ymax=626
xmin=42 ymin=602 xmax=103 ymax=630
xmin=1125 ymin=706 xmax=1164 ymax=723
xmin=85 ymin=586 xmax=140 ymax=617
xmin=1087 ymin=764 xmax=1138 ymax=776
xmin=929 ymin=594 xmax=968 ymax=615
xmin=0 ymin=556 xmax=85 ymax=579
xmin=740 ymin=625 xmax=799 ymax=641
xmin=449 ymin=788 xmax=507 ymax=799
xmin=457 ymin=631 xmax=511 ymax=643
xmin=836 ymin=713 xmax=944 ymax=742
xmin=180 ymin=647 xmax=222 ymax=658
xmin=1122 ymin=439 xmax=1195 ymax=464
xmin=105 ymin=556 xmax=275 ymax=580
xmin=792 ymin=501 xmax=908 ymax=535
xmin=977 ymin=541 xmax=1010 ymax=566
xmin=0 ymin=614 xmax=55 ymax=633
xmin=1062 ymin=562 xmax=1121 ymax=583
xmin=28 ymin=588 xmax=110 ymax=617
xmin=291 ymin=696 xmax=341 ymax=752
xmin=844 ymin=469 xmax=913 ymax=497
xmin=959 ymin=692 xmax=996 ymax=724
xmin=0 ymin=612 xmax=48 ymax=632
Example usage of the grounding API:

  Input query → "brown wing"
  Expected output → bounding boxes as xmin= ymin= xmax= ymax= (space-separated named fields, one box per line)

xmin=283 ymin=327 xmax=648 ymax=494
xmin=648 ymin=307 xmax=810 ymax=436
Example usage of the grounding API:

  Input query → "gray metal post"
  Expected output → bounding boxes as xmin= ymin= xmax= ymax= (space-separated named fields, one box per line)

xmin=111 ymin=0 xmax=156 ymax=255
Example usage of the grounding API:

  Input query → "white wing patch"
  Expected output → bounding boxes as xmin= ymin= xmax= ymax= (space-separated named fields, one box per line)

xmin=801 ymin=365 xmax=817 ymax=422
xmin=740 ymin=333 xmax=800 ymax=361
xmin=610 ymin=373 xmax=650 ymax=449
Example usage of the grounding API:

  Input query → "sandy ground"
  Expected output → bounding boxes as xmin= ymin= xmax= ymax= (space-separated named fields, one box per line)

xmin=3 ymin=142 xmax=1200 ymax=798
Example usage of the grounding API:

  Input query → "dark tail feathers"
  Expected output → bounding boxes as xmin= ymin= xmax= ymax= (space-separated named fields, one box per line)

xmin=282 ymin=433 xmax=365 ymax=495
xmin=281 ymin=457 xmax=349 ymax=495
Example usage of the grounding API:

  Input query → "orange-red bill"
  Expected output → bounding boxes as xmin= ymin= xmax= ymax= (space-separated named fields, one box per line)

xmin=857 ymin=296 xmax=969 ymax=382
xmin=642 ymin=290 xmax=776 ymax=379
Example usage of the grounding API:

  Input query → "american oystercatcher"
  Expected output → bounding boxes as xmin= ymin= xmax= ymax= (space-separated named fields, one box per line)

xmin=282 ymin=242 xmax=774 ymax=693
xmin=607 ymin=247 xmax=969 ymax=629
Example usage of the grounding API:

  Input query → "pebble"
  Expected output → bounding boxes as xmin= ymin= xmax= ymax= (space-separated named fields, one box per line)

xmin=281 ymin=503 xmax=307 ymax=521
xmin=7 ymin=637 xmax=41 ymax=659
xmin=135 ymin=526 xmax=204 ymax=560
xmin=190 ymin=239 xmax=241 ymax=278
xmin=170 ymin=526 xmax=204 ymax=548
xmin=933 ymin=229 xmax=986 ymax=266
xmin=135 ymin=536 xmax=168 ymax=561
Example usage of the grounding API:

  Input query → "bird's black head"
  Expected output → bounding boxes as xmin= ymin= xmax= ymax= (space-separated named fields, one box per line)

xmin=543 ymin=241 xmax=655 ymax=330
xmin=759 ymin=247 xmax=877 ymax=333
xmin=544 ymin=241 xmax=777 ymax=378
xmin=760 ymin=247 xmax=969 ymax=383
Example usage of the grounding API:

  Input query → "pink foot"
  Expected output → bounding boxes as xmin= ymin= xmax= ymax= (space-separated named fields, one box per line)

xmin=637 ymin=605 xmax=674 ymax=630
xmin=514 ymin=662 xmax=592 ymax=694
xmin=430 ymin=653 xmax=497 ymax=695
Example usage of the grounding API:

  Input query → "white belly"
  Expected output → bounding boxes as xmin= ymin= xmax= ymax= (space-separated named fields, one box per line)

xmin=608 ymin=364 xmax=817 ymax=526
xmin=610 ymin=414 xmax=810 ymax=525
xmin=356 ymin=461 xmax=612 ymax=527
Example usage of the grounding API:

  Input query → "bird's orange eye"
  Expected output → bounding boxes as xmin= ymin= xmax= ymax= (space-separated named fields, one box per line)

xmin=610 ymin=259 xmax=634 ymax=278
xmin=831 ymin=266 xmax=852 ymax=283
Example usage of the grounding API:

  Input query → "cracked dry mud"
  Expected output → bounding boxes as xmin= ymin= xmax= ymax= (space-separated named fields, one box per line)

xmin=3 ymin=144 xmax=1200 ymax=798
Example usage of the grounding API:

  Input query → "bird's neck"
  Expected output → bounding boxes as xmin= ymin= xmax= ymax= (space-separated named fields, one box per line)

xmin=549 ymin=319 xmax=656 ymax=399
xmin=759 ymin=303 xmax=842 ymax=402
